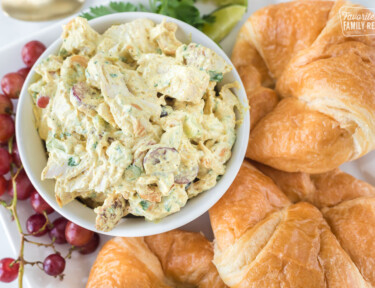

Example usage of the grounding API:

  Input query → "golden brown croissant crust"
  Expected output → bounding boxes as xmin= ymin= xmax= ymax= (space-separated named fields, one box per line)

xmin=86 ymin=229 xmax=226 ymax=288
xmin=210 ymin=160 xmax=375 ymax=287
xmin=233 ymin=0 xmax=375 ymax=173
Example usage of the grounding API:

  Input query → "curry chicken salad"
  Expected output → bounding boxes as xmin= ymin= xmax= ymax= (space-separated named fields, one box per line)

xmin=28 ymin=17 xmax=243 ymax=232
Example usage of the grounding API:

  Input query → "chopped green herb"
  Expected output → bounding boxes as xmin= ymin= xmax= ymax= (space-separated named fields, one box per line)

xmin=60 ymin=132 xmax=71 ymax=138
xmin=67 ymin=157 xmax=79 ymax=167
xmin=164 ymin=202 xmax=172 ymax=212
xmin=156 ymin=48 xmax=162 ymax=54
xmin=208 ymin=70 xmax=223 ymax=82
xmin=125 ymin=165 xmax=142 ymax=182
xmin=109 ymin=73 xmax=118 ymax=78
xmin=140 ymin=200 xmax=150 ymax=210
xmin=59 ymin=48 xmax=69 ymax=58
xmin=93 ymin=142 xmax=98 ymax=149
xmin=154 ymin=83 xmax=158 ymax=87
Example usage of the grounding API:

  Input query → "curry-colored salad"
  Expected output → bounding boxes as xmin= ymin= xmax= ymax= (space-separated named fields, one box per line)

xmin=29 ymin=17 xmax=242 ymax=231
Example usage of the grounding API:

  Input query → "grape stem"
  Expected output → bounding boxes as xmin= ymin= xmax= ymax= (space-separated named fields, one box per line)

xmin=23 ymin=211 xmax=52 ymax=237
xmin=65 ymin=246 xmax=76 ymax=259
xmin=2 ymin=138 xmax=66 ymax=288
xmin=24 ymin=238 xmax=58 ymax=254
xmin=8 ymin=163 xmax=26 ymax=288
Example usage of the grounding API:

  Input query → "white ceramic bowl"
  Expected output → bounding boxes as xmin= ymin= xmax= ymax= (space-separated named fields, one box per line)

xmin=16 ymin=12 xmax=250 ymax=237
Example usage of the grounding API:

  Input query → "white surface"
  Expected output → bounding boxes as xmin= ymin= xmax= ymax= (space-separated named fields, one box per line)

xmin=16 ymin=11 xmax=250 ymax=237
xmin=1 ymin=0 xmax=375 ymax=287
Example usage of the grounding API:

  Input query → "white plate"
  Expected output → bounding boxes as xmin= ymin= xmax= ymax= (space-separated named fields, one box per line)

xmin=0 ymin=0 xmax=374 ymax=287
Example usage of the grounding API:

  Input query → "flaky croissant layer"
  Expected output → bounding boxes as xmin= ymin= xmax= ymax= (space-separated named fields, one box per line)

xmin=233 ymin=0 xmax=375 ymax=173
xmin=86 ymin=230 xmax=226 ymax=288
xmin=209 ymin=161 xmax=375 ymax=288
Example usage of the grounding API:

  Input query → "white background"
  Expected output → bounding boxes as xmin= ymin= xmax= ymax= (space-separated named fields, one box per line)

xmin=0 ymin=0 xmax=373 ymax=287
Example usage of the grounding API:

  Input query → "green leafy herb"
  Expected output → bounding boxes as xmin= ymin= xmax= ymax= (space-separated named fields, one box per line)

xmin=208 ymin=70 xmax=223 ymax=82
xmin=125 ymin=164 xmax=142 ymax=181
xmin=59 ymin=48 xmax=69 ymax=58
xmin=67 ymin=157 xmax=79 ymax=167
xmin=80 ymin=0 xmax=214 ymax=30
xmin=80 ymin=2 xmax=138 ymax=20
xmin=164 ymin=202 xmax=172 ymax=212
xmin=140 ymin=200 xmax=150 ymax=210
xmin=156 ymin=0 xmax=214 ymax=30
xmin=109 ymin=1 xmax=139 ymax=12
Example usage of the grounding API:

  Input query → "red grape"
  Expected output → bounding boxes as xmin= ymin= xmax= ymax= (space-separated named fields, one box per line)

xmin=37 ymin=96 xmax=50 ymax=109
xmin=0 ymin=148 xmax=11 ymax=175
xmin=0 ymin=176 xmax=7 ymax=196
xmin=7 ymin=170 xmax=33 ymax=200
xmin=43 ymin=254 xmax=65 ymax=276
xmin=17 ymin=67 xmax=31 ymax=79
xmin=30 ymin=190 xmax=54 ymax=214
xmin=0 ymin=114 xmax=15 ymax=143
xmin=48 ymin=217 xmax=68 ymax=244
xmin=12 ymin=141 xmax=22 ymax=167
xmin=22 ymin=41 xmax=46 ymax=68
xmin=79 ymin=233 xmax=100 ymax=255
xmin=1 ymin=73 xmax=25 ymax=99
xmin=0 ymin=94 xmax=13 ymax=115
xmin=65 ymin=222 xmax=93 ymax=247
xmin=26 ymin=214 xmax=48 ymax=237
xmin=0 ymin=258 xmax=19 ymax=283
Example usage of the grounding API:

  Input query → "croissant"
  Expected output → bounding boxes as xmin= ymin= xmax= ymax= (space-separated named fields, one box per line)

xmin=232 ymin=0 xmax=375 ymax=173
xmin=86 ymin=229 xmax=226 ymax=288
xmin=252 ymin=161 xmax=375 ymax=208
xmin=209 ymin=161 xmax=375 ymax=287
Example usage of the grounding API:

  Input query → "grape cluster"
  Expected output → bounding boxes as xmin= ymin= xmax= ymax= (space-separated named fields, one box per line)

xmin=0 ymin=41 xmax=100 ymax=284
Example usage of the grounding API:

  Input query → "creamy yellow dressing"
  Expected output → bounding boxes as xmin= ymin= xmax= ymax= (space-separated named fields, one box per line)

xmin=28 ymin=17 xmax=242 ymax=232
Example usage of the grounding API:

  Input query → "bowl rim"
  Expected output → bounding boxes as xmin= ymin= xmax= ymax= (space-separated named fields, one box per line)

xmin=16 ymin=11 xmax=250 ymax=237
